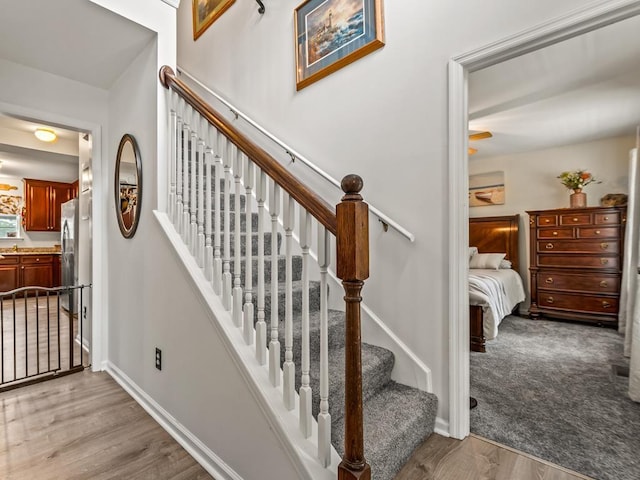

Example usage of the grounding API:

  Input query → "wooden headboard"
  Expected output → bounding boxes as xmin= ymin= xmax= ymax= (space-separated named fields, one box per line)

xmin=469 ymin=215 xmax=520 ymax=272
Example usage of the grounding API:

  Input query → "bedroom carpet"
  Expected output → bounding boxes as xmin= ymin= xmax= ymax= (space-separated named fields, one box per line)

xmin=470 ymin=315 xmax=640 ymax=480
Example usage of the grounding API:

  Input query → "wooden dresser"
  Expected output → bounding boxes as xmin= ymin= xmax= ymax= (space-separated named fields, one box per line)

xmin=526 ymin=206 xmax=626 ymax=326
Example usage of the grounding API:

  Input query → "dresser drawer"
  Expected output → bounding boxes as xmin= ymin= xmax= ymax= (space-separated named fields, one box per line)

xmin=537 ymin=291 xmax=618 ymax=314
xmin=537 ymin=272 xmax=620 ymax=294
xmin=537 ymin=254 xmax=620 ymax=269
xmin=537 ymin=215 xmax=558 ymax=227
xmin=560 ymin=214 xmax=591 ymax=226
xmin=20 ymin=255 xmax=53 ymax=264
xmin=0 ymin=256 xmax=19 ymax=265
xmin=538 ymin=228 xmax=574 ymax=239
xmin=578 ymin=227 xmax=620 ymax=238
xmin=595 ymin=211 xmax=621 ymax=225
xmin=537 ymin=240 xmax=619 ymax=254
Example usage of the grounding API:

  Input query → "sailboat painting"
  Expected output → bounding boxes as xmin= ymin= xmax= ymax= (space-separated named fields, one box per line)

xmin=469 ymin=171 xmax=506 ymax=207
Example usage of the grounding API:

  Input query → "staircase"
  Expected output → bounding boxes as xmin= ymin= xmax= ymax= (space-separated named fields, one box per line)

xmin=160 ymin=66 xmax=438 ymax=480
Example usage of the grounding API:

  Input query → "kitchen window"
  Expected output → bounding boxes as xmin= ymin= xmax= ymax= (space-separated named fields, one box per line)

xmin=0 ymin=214 xmax=21 ymax=239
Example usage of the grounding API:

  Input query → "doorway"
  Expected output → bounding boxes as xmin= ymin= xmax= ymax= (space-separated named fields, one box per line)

xmin=448 ymin=0 xmax=640 ymax=439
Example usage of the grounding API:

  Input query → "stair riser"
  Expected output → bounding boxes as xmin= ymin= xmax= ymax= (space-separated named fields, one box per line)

xmin=213 ymin=211 xmax=260 ymax=232
xmin=236 ymin=255 xmax=302 ymax=285
xmin=228 ymin=232 xmax=282 ymax=257
xmin=180 ymin=193 xmax=246 ymax=211
xmin=262 ymin=281 xmax=321 ymax=320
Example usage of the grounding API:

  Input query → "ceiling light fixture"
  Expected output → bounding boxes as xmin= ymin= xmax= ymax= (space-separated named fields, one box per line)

xmin=35 ymin=128 xmax=57 ymax=142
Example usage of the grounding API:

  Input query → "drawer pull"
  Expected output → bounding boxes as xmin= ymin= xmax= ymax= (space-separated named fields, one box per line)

xmin=604 ymin=216 xmax=609 ymax=221
xmin=600 ymin=280 xmax=608 ymax=288
xmin=601 ymin=258 xmax=609 ymax=265
xmin=602 ymin=301 xmax=611 ymax=308
xmin=545 ymin=277 xmax=554 ymax=284
xmin=545 ymin=219 xmax=551 ymax=223
xmin=595 ymin=230 xmax=601 ymax=235
xmin=600 ymin=243 xmax=609 ymax=250
xmin=546 ymin=243 xmax=554 ymax=249
xmin=552 ymin=231 xmax=558 ymax=236
xmin=573 ymin=217 xmax=579 ymax=222
xmin=547 ymin=297 xmax=554 ymax=304
xmin=36 ymin=258 xmax=39 ymax=262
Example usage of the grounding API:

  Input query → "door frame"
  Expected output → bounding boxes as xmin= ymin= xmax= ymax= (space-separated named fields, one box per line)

xmin=447 ymin=0 xmax=640 ymax=439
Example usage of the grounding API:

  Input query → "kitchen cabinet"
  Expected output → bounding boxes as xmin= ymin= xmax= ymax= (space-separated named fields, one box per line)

xmin=23 ymin=178 xmax=74 ymax=232
xmin=0 ymin=254 xmax=60 ymax=292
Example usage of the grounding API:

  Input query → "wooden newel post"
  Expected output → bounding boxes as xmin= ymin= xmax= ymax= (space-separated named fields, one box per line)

xmin=336 ymin=174 xmax=371 ymax=480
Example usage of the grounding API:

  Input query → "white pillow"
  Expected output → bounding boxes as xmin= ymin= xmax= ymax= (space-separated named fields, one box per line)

xmin=469 ymin=253 xmax=506 ymax=270
xmin=499 ymin=259 xmax=512 ymax=269
xmin=469 ymin=246 xmax=478 ymax=260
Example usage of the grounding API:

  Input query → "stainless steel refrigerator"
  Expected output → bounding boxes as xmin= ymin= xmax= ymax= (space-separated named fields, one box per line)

xmin=61 ymin=198 xmax=78 ymax=313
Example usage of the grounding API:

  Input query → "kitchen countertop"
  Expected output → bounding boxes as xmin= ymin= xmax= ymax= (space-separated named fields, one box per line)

xmin=0 ymin=247 xmax=61 ymax=256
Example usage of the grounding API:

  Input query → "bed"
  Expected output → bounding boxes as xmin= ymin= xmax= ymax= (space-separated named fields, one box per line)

xmin=469 ymin=215 xmax=526 ymax=352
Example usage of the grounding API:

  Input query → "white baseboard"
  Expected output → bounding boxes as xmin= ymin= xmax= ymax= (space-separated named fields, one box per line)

xmin=434 ymin=416 xmax=450 ymax=437
xmin=105 ymin=361 xmax=243 ymax=480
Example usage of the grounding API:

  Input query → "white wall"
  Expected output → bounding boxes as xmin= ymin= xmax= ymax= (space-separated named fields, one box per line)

xmin=176 ymin=0 xmax=596 ymax=423
xmin=470 ymin=134 xmax=634 ymax=309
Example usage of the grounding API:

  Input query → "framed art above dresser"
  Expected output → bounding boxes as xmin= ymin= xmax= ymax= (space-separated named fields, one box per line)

xmin=526 ymin=206 xmax=626 ymax=326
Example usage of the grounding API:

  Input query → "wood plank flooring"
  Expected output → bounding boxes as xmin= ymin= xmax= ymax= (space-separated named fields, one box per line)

xmin=0 ymin=369 xmax=593 ymax=480
xmin=396 ymin=433 xmax=593 ymax=480
xmin=0 ymin=370 xmax=212 ymax=479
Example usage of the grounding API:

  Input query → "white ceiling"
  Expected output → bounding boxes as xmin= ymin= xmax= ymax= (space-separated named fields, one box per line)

xmin=0 ymin=0 xmax=155 ymax=179
xmin=468 ymin=13 xmax=640 ymax=159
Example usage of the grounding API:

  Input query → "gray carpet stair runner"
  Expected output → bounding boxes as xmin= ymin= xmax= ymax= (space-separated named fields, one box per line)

xmin=223 ymin=202 xmax=438 ymax=479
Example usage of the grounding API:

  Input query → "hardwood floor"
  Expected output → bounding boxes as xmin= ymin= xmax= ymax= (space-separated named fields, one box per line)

xmin=395 ymin=433 xmax=594 ymax=480
xmin=0 ymin=370 xmax=212 ymax=480
xmin=0 ymin=369 xmax=593 ymax=480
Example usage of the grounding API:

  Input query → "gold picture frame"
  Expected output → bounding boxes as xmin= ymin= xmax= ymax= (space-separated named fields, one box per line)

xmin=192 ymin=0 xmax=236 ymax=40
xmin=294 ymin=0 xmax=385 ymax=90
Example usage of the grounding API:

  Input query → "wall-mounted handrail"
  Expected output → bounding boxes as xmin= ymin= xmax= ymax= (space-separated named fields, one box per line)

xmin=176 ymin=66 xmax=415 ymax=243
xmin=160 ymin=66 xmax=337 ymax=235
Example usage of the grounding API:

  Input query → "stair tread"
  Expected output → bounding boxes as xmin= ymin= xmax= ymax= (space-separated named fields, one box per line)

xmin=332 ymin=381 xmax=438 ymax=480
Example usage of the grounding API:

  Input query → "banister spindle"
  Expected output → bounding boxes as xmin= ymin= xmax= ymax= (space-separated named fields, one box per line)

xmin=181 ymin=102 xmax=190 ymax=240
xmin=168 ymin=90 xmax=177 ymax=223
xmin=232 ymin=149 xmax=244 ymax=327
xmin=336 ymin=174 xmax=370 ymax=480
xmin=283 ymin=193 xmax=295 ymax=410
xmin=189 ymin=108 xmax=198 ymax=255
xmin=222 ymin=140 xmax=233 ymax=311
xmin=255 ymin=169 xmax=267 ymax=364
xmin=196 ymin=114 xmax=206 ymax=267
xmin=268 ymin=181 xmax=281 ymax=387
xmin=204 ymin=124 xmax=214 ymax=282
xmin=212 ymin=130 xmax=223 ymax=295
xmin=243 ymin=158 xmax=255 ymax=345
xmin=317 ymin=224 xmax=332 ymax=467
xmin=299 ymin=210 xmax=312 ymax=437
xmin=175 ymin=96 xmax=184 ymax=230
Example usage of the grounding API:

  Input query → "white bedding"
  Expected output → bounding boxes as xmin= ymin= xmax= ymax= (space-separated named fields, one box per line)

xmin=469 ymin=268 xmax=526 ymax=341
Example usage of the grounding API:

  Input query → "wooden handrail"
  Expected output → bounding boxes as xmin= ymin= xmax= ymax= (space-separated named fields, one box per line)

xmin=159 ymin=66 xmax=337 ymax=235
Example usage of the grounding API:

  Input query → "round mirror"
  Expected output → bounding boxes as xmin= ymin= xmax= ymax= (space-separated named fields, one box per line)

xmin=115 ymin=134 xmax=142 ymax=238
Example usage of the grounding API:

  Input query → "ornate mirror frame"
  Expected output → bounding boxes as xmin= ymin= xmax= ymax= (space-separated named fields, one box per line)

xmin=114 ymin=133 xmax=142 ymax=238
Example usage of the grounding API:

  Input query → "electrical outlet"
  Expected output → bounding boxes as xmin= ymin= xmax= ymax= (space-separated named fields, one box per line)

xmin=155 ymin=348 xmax=162 ymax=370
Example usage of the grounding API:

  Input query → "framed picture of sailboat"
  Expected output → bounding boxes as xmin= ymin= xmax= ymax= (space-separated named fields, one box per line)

xmin=294 ymin=0 xmax=385 ymax=90
xmin=469 ymin=171 xmax=505 ymax=207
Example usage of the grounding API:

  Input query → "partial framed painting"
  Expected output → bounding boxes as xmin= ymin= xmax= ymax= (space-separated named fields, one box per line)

xmin=192 ymin=0 xmax=235 ymax=40
xmin=469 ymin=171 xmax=505 ymax=207
xmin=294 ymin=0 xmax=385 ymax=91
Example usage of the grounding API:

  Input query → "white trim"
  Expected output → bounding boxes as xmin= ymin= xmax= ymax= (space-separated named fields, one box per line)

xmin=160 ymin=0 xmax=180 ymax=8
xmin=434 ymin=417 xmax=450 ymax=438
xmin=153 ymin=210 xmax=340 ymax=480
xmin=106 ymin=361 xmax=242 ymax=480
xmin=448 ymin=0 xmax=640 ymax=439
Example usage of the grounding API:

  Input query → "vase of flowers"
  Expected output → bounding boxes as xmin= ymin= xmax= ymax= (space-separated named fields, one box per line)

xmin=557 ymin=170 xmax=600 ymax=208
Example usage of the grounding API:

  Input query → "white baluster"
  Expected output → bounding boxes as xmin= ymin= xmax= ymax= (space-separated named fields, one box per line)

xmin=269 ymin=182 xmax=281 ymax=387
xmin=299 ymin=210 xmax=312 ymax=437
xmin=283 ymin=193 xmax=295 ymax=411
xmin=243 ymin=158 xmax=255 ymax=345
xmin=317 ymin=225 xmax=331 ymax=467
xmin=213 ymin=130 xmax=223 ymax=295
xmin=175 ymin=96 xmax=184 ymax=230
xmin=232 ymin=149 xmax=244 ymax=328
xmin=181 ymin=102 xmax=190 ymax=240
xmin=196 ymin=114 xmax=206 ymax=267
xmin=168 ymin=90 xmax=177 ymax=222
xmin=204 ymin=124 xmax=214 ymax=282
xmin=222 ymin=140 xmax=233 ymax=311
xmin=255 ymin=169 xmax=267 ymax=365
xmin=189 ymin=108 xmax=198 ymax=254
